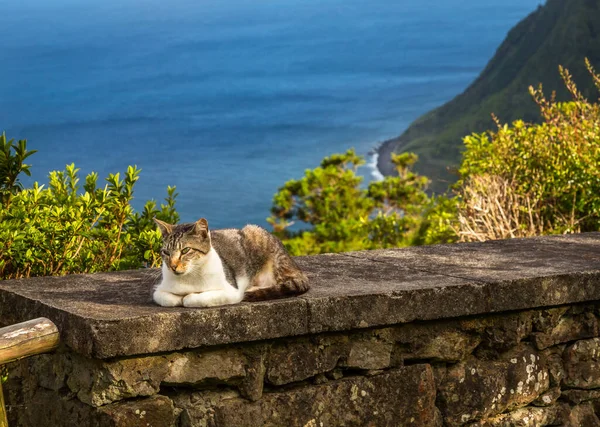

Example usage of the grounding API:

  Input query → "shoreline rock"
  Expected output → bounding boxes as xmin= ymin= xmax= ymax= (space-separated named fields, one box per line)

xmin=375 ymin=136 xmax=400 ymax=177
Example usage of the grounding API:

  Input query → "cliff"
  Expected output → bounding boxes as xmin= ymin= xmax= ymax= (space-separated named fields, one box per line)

xmin=378 ymin=0 xmax=600 ymax=192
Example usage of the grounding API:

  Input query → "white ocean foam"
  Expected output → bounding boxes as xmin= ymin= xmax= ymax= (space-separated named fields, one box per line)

xmin=365 ymin=150 xmax=385 ymax=182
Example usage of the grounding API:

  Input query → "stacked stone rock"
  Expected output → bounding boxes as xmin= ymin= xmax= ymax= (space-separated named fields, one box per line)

xmin=1 ymin=233 xmax=600 ymax=426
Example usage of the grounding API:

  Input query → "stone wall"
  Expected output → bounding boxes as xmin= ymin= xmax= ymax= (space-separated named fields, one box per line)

xmin=2 ymin=233 xmax=600 ymax=426
xmin=5 ymin=303 xmax=600 ymax=426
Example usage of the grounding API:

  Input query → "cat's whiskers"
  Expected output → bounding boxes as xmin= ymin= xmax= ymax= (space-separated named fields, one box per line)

xmin=140 ymin=268 xmax=163 ymax=285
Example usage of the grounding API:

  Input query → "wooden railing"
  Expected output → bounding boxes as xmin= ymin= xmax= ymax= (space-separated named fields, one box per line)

xmin=0 ymin=318 xmax=60 ymax=427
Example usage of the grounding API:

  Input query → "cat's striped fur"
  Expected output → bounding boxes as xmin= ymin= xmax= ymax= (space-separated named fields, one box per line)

xmin=152 ymin=218 xmax=309 ymax=307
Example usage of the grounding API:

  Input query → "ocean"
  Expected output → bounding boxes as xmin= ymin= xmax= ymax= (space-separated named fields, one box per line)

xmin=0 ymin=0 xmax=542 ymax=228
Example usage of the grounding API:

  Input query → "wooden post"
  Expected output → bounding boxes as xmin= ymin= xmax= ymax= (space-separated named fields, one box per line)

xmin=0 ymin=318 xmax=59 ymax=426
xmin=0 ymin=381 xmax=7 ymax=427
xmin=0 ymin=318 xmax=60 ymax=365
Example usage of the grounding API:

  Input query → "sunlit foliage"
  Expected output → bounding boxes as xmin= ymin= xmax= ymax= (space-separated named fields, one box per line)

xmin=268 ymin=149 xmax=455 ymax=255
xmin=0 ymin=136 xmax=179 ymax=279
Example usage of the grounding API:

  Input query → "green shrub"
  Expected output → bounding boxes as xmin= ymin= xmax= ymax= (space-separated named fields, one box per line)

xmin=0 ymin=133 xmax=37 ymax=206
xmin=269 ymin=149 xmax=455 ymax=255
xmin=271 ymin=59 xmax=600 ymax=253
xmin=0 ymin=135 xmax=179 ymax=279
xmin=456 ymin=59 xmax=600 ymax=240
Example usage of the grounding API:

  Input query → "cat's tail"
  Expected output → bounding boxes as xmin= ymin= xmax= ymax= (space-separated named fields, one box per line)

xmin=243 ymin=268 xmax=310 ymax=302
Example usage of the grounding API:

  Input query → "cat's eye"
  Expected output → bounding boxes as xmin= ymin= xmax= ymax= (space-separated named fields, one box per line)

xmin=181 ymin=247 xmax=191 ymax=255
xmin=161 ymin=249 xmax=170 ymax=256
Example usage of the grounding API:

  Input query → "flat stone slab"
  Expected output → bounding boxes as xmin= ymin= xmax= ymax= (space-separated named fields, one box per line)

xmin=1 ymin=234 xmax=600 ymax=358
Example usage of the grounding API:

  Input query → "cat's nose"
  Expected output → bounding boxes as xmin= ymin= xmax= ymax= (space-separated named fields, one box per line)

xmin=171 ymin=263 xmax=184 ymax=275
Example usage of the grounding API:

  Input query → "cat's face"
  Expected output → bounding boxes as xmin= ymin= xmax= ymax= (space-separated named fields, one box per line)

xmin=154 ymin=218 xmax=211 ymax=276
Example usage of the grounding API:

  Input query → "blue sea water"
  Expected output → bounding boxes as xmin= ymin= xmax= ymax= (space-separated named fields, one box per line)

xmin=1 ymin=0 xmax=541 ymax=228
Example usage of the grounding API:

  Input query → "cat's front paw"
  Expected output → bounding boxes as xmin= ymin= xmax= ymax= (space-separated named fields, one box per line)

xmin=154 ymin=290 xmax=184 ymax=307
xmin=183 ymin=290 xmax=243 ymax=308
xmin=183 ymin=292 xmax=236 ymax=308
xmin=182 ymin=293 xmax=212 ymax=308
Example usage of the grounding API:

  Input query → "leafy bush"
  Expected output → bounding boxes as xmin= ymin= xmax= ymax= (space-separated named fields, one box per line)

xmin=456 ymin=60 xmax=600 ymax=241
xmin=0 ymin=135 xmax=179 ymax=279
xmin=0 ymin=133 xmax=37 ymax=206
xmin=268 ymin=149 xmax=455 ymax=255
xmin=273 ymin=60 xmax=600 ymax=253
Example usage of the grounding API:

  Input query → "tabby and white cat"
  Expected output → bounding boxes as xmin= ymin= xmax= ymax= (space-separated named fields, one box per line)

xmin=152 ymin=218 xmax=309 ymax=307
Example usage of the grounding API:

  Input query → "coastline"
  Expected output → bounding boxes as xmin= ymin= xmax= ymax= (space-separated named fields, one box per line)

xmin=375 ymin=136 xmax=402 ymax=177
xmin=365 ymin=147 xmax=385 ymax=181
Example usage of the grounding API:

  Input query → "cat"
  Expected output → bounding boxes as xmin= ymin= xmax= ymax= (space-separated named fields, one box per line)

xmin=152 ymin=217 xmax=310 ymax=307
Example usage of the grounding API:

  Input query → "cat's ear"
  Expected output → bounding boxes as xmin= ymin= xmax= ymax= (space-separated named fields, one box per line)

xmin=153 ymin=218 xmax=173 ymax=238
xmin=194 ymin=218 xmax=209 ymax=238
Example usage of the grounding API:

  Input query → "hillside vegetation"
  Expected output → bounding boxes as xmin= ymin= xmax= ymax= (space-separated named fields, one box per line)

xmin=274 ymin=62 xmax=600 ymax=254
xmin=379 ymin=0 xmax=600 ymax=192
